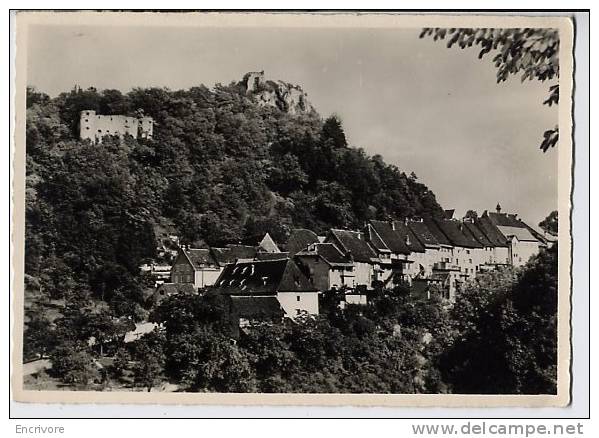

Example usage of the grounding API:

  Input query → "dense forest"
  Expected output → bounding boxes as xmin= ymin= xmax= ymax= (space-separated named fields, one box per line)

xmin=22 ymin=80 xmax=557 ymax=394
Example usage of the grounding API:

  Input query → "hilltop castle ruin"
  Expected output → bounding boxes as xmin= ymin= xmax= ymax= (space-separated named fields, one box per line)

xmin=79 ymin=110 xmax=154 ymax=143
xmin=241 ymin=71 xmax=314 ymax=115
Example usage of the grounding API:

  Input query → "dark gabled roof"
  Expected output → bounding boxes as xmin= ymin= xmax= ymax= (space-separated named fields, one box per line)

xmin=407 ymin=220 xmax=440 ymax=248
xmin=365 ymin=223 xmax=391 ymax=253
xmin=522 ymin=223 xmax=548 ymax=245
xmin=328 ymin=229 xmax=378 ymax=263
xmin=487 ymin=212 xmax=544 ymax=244
xmin=278 ymin=259 xmax=318 ymax=292
xmin=296 ymin=243 xmax=353 ymax=266
xmin=156 ymin=283 xmax=196 ymax=296
xmin=423 ymin=218 xmax=452 ymax=246
xmin=286 ymin=229 xmax=320 ymax=256
xmin=369 ymin=221 xmax=410 ymax=254
xmin=230 ymin=296 xmax=284 ymax=319
xmin=434 ymin=220 xmax=483 ymax=248
xmin=256 ymin=252 xmax=289 ymax=261
xmin=184 ymin=248 xmax=217 ymax=268
xmin=463 ymin=221 xmax=493 ymax=247
xmin=213 ymin=259 xmax=316 ymax=295
xmin=476 ymin=216 xmax=509 ymax=247
xmin=487 ymin=212 xmax=525 ymax=227
xmin=210 ymin=245 xmax=257 ymax=266
xmin=391 ymin=221 xmax=426 ymax=253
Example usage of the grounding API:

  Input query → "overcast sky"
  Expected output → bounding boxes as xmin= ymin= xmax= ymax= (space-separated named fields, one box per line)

xmin=26 ymin=24 xmax=558 ymax=227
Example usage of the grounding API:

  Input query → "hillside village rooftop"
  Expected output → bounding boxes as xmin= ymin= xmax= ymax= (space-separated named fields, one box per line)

xmin=163 ymin=206 xmax=550 ymax=318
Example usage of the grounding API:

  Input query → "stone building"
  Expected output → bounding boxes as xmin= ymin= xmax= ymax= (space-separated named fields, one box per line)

xmin=79 ymin=110 xmax=154 ymax=143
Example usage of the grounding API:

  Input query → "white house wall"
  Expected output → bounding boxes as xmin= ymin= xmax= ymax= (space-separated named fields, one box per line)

xmin=510 ymin=240 xmax=541 ymax=267
xmin=193 ymin=268 xmax=223 ymax=289
xmin=277 ymin=291 xmax=319 ymax=317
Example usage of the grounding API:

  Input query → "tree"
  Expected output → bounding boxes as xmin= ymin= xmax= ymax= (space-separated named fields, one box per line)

xmin=321 ymin=115 xmax=347 ymax=149
xmin=420 ymin=28 xmax=560 ymax=152
xmin=539 ymin=210 xmax=558 ymax=235
xmin=441 ymin=245 xmax=558 ymax=394
xmin=131 ymin=330 xmax=166 ymax=392
xmin=23 ymin=314 xmax=54 ymax=361
xmin=50 ymin=342 xmax=99 ymax=386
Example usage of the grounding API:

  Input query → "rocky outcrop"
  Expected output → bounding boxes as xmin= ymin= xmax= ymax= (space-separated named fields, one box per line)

xmin=241 ymin=71 xmax=315 ymax=115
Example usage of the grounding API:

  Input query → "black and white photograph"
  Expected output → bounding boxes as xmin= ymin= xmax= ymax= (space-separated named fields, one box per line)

xmin=12 ymin=11 xmax=574 ymax=406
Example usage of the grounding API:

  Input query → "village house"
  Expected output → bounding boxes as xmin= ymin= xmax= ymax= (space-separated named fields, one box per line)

xmin=285 ymin=228 xmax=320 ymax=256
xmin=294 ymin=242 xmax=355 ymax=290
xmin=485 ymin=205 xmax=546 ymax=267
xmin=407 ymin=219 xmax=445 ymax=277
xmin=210 ymin=258 xmax=319 ymax=318
xmin=326 ymin=229 xmax=381 ymax=288
xmin=462 ymin=219 xmax=498 ymax=270
xmin=170 ymin=247 xmax=222 ymax=289
xmin=432 ymin=219 xmax=483 ymax=278
xmin=475 ymin=214 xmax=512 ymax=268
xmin=390 ymin=220 xmax=428 ymax=278
xmin=364 ymin=220 xmax=412 ymax=287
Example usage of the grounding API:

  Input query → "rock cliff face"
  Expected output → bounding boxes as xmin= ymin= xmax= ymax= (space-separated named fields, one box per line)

xmin=241 ymin=71 xmax=315 ymax=115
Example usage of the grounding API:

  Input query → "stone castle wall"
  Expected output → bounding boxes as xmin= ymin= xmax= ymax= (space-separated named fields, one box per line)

xmin=79 ymin=110 xmax=154 ymax=143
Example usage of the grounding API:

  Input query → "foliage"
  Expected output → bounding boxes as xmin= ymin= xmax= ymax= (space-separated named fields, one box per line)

xmin=440 ymin=244 xmax=558 ymax=394
xmin=539 ymin=210 xmax=558 ymax=235
xmin=131 ymin=330 xmax=167 ymax=392
xmin=24 ymin=80 xmax=445 ymax=364
xmin=420 ymin=28 xmax=560 ymax=152
xmin=23 ymin=313 xmax=54 ymax=361
xmin=49 ymin=341 xmax=99 ymax=386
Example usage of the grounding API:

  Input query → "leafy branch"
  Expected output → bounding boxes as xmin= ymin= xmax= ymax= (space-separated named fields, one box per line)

xmin=420 ymin=28 xmax=560 ymax=152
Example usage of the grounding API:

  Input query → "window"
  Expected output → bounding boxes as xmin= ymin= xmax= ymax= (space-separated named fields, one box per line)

xmin=469 ymin=259 xmax=472 ymax=264
xmin=296 ymin=309 xmax=301 ymax=315
xmin=297 ymin=296 xmax=301 ymax=302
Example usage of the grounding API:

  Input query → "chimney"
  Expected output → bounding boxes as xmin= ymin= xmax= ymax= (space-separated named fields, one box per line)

xmin=496 ymin=203 xmax=502 ymax=214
